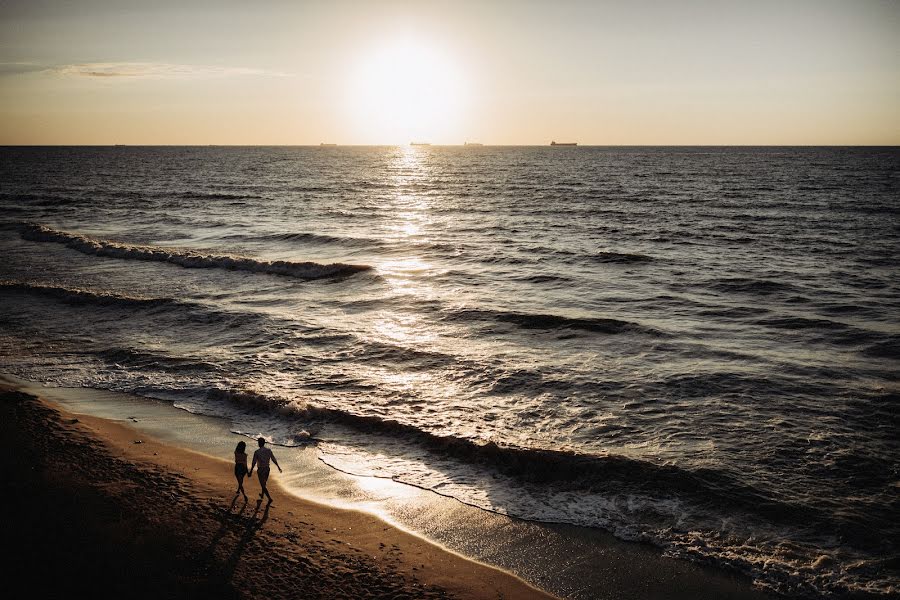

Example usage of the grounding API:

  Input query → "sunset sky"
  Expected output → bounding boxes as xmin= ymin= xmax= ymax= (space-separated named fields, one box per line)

xmin=1 ymin=0 xmax=897 ymax=145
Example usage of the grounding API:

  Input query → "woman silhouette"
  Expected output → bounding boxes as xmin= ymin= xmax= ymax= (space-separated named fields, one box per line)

xmin=233 ymin=441 xmax=250 ymax=500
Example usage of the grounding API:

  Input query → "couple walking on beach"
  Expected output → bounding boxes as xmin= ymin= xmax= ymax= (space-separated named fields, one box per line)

xmin=233 ymin=437 xmax=282 ymax=502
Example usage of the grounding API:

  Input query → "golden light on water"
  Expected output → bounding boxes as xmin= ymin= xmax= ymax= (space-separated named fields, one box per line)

xmin=376 ymin=257 xmax=436 ymax=306
xmin=377 ymin=146 xmax=438 ymax=298
xmin=387 ymin=194 xmax=430 ymax=239
xmin=373 ymin=311 xmax=435 ymax=345
xmin=394 ymin=217 xmax=422 ymax=237
xmin=352 ymin=472 xmax=420 ymax=502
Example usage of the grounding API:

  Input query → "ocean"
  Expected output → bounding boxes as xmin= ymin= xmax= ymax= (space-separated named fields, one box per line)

xmin=1 ymin=145 xmax=897 ymax=597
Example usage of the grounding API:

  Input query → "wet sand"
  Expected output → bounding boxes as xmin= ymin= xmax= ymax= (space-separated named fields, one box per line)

xmin=0 ymin=385 xmax=553 ymax=599
xmin=1 ymin=377 xmax=775 ymax=599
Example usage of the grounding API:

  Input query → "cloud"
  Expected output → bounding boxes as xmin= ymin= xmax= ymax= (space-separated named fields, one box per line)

xmin=51 ymin=62 xmax=288 ymax=79
xmin=0 ymin=62 xmax=47 ymax=75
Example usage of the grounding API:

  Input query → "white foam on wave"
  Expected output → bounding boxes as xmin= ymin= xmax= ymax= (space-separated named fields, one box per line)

xmin=20 ymin=223 xmax=371 ymax=280
xmin=315 ymin=439 xmax=895 ymax=598
xmin=182 ymin=382 xmax=900 ymax=598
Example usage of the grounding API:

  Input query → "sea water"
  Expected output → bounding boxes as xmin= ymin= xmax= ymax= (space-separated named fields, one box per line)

xmin=1 ymin=145 xmax=897 ymax=597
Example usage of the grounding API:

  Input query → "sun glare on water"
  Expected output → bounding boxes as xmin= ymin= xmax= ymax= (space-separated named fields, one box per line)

xmin=345 ymin=38 xmax=467 ymax=144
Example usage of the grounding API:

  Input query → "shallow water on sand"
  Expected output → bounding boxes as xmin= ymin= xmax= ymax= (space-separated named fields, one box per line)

xmin=1 ymin=146 xmax=898 ymax=596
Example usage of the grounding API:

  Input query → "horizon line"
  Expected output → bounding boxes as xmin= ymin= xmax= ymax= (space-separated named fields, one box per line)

xmin=2 ymin=143 xmax=898 ymax=148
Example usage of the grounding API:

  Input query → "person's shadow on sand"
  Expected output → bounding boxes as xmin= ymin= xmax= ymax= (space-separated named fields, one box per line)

xmin=200 ymin=495 xmax=269 ymax=581
xmin=222 ymin=499 xmax=271 ymax=580
xmin=199 ymin=496 xmax=248 ymax=566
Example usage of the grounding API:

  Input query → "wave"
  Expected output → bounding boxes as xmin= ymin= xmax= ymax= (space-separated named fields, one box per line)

xmin=653 ymin=370 xmax=805 ymax=399
xmin=755 ymin=315 xmax=852 ymax=331
xmin=0 ymin=280 xmax=175 ymax=308
xmin=512 ymin=274 xmax=572 ymax=284
xmin=754 ymin=315 xmax=887 ymax=349
xmin=706 ymin=277 xmax=796 ymax=295
xmin=592 ymin=251 xmax=653 ymax=264
xmin=258 ymin=231 xmax=377 ymax=249
xmin=208 ymin=386 xmax=825 ymax=525
xmin=1 ymin=192 xmax=84 ymax=206
xmin=696 ymin=305 xmax=770 ymax=318
xmin=446 ymin=307 xmax=658 ymax=335
xmin=171 ymin=191 xmax=264 ymax=201
xmin=20 ymin=223 xmax=372 ymax=280
xmin=863 ymin=338 xmax=900 ymax=359
xmin=328 ymin=339 xmax=456 ymax=370
xmin=817 ymin=303 xmax=871 ymax=316
xmin=0 ymin=280 xmax=270 ymax=331
xmin=97 ymin=346 xmax=221 ymax=374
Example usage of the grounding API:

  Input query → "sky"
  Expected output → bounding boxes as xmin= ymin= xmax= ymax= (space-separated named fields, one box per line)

xmin=0 ymin=0 xmax=898 ymax=145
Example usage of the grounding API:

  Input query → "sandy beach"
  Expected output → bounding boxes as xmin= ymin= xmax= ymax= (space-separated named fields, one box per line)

xmin=1 ymin=384 xmax=554 ymax=599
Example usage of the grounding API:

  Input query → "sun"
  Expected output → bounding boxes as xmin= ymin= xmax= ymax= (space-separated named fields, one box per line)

xmin=345 ymin=38 xmax=467 ymax=144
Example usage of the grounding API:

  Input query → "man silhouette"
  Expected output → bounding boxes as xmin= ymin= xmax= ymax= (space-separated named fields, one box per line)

xmin=248 ymin=437 xmax=282 ymax=503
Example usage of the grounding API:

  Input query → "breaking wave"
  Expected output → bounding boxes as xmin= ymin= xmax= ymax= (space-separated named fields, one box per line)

xmin=20 ymin=223 xmax=372 ymax=280
xmin=208 ymin=387 xmax=755 ymax=501
xmin=202 ymin=384 xmax=893 ymax=598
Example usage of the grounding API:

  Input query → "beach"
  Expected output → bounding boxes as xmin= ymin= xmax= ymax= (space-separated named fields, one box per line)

xmin=1 ymin=377 xmax=781 ymax=599
xmin=0 ymin=383 xmax=552 ymax=600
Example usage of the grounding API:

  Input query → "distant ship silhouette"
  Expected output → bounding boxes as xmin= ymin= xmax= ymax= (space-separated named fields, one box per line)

xmin=319 ymin=143 xmax=337 ymax=146
xmin=410 ymin=142 xmax=431 ymax=146
xmin=464 ymin=142 xmax=483 ymax=146
xmin=550 ymin=141 xmax=577 ymax=146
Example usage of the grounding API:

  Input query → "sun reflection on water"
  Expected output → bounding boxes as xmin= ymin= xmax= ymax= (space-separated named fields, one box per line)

xmin=376 ymin=147 xmax=437 ymax=298
xmin=352 ymin=472 xmax=420 ymax=501
xmin=359 ymin=145 xmax=465 ymax=408
xmin=389 ymin=209 xmax=426 ymax=238
xmin=373 ymin=311 xmax=436 ymax=345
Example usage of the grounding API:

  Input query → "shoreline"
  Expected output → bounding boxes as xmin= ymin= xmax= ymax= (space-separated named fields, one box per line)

xmin=1 ymin=383 xmax=553 ymax=599
xmin=1 ymin=375 xmax=774 ymax=599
